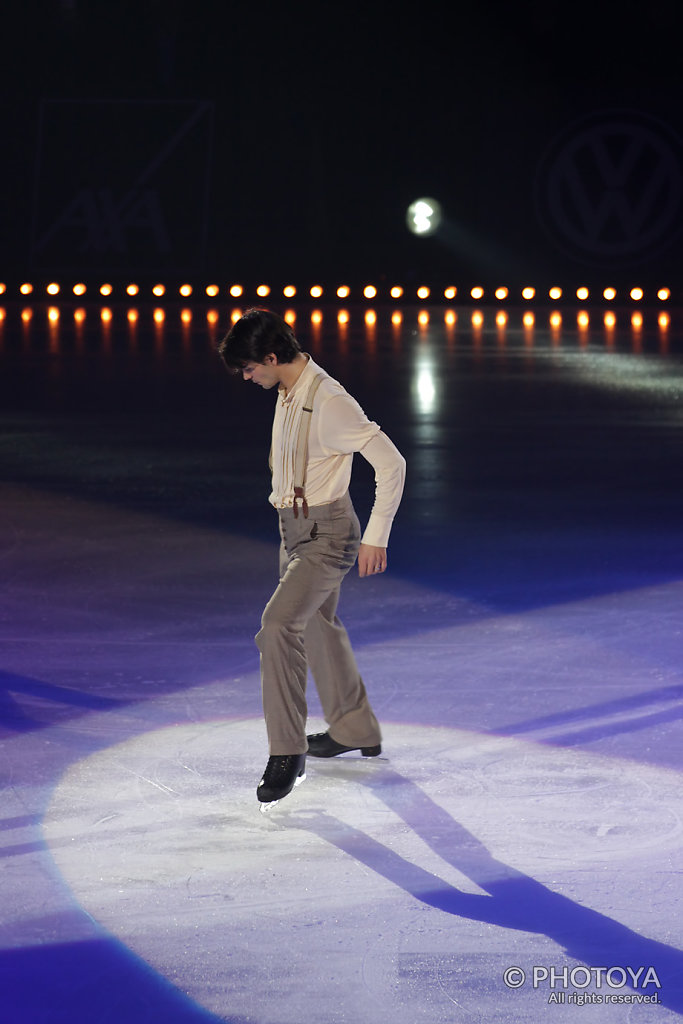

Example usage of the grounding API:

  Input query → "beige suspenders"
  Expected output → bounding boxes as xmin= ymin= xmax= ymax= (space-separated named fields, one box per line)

xmin=292 ymin=372 xmax=325 ymax=518
xmin=270 ymin=372 xmax=325 ymax=519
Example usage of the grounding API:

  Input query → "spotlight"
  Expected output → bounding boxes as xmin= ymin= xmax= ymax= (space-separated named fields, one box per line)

xmin=416 ymin=287 xmax=430 ymax=299
xmin=390 ymin=286 xmax=404 ymax=299
xmin=406 ymin=197 xmax=442 ymax=236
xmin=549 ymin=287 xmax=562 ymax=300
xmin=363 ymin=285 xmax=377 ymax=299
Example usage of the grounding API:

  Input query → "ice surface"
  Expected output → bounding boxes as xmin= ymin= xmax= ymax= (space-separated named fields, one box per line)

xmin=1 ymin=306 xmax=682 ymax=1021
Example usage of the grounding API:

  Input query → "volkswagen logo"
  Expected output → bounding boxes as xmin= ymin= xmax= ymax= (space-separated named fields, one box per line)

xmin=535 ymin=110 xmax=683 ymax=268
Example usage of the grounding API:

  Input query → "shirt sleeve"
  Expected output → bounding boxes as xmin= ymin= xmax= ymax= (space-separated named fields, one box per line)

xmin=358 ymin=431 xmax=406 ymax=547
xmin=317 ymin=393 xmax=406 ymax=548
xmin=316 ymin=392 xmax=382 ymax=454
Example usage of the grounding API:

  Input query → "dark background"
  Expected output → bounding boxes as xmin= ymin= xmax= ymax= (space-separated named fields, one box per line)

xmin=2 ymin=0 xmax=682 ymax=287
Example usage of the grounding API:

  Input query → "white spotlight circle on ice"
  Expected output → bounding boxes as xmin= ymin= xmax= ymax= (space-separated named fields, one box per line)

xmin=407 ymin=197 xmax=443 ymax=236
xmin=43 ymin=717 xmax=683 ymax=1023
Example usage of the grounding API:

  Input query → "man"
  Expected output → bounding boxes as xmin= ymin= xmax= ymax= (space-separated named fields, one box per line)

xmin=218 ymin=309 xmax=405 ymax=808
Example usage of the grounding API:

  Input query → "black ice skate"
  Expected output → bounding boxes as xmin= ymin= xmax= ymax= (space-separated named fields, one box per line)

xmin=306 ymin=732 xmax=382 ymax=758
xmin=257 ymin=754 xmax=306 ymax=812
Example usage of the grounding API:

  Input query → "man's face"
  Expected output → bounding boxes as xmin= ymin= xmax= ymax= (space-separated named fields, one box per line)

xmin=241 ymin=354 xmax=280 ymax=389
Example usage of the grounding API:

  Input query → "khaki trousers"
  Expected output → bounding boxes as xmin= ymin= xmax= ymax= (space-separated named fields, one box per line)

xmin=256 ymin=492 xmax=382 ymax=755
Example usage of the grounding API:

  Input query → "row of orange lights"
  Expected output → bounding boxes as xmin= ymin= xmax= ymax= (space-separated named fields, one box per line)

xmin=6 ymin=306 xmax=670 ymax=331
xmin=0 ymin=282 xmax=673 ymax=303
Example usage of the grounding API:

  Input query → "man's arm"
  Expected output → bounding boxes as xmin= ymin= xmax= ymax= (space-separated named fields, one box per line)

xmin=317 ymin=394 xmax=406 ymax=575
xmin=357 ymin=431 xmax=406 ymax=576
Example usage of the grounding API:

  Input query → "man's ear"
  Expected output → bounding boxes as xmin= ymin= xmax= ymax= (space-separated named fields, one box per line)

xmin=264 ymin=353 xmax=278 ymax=365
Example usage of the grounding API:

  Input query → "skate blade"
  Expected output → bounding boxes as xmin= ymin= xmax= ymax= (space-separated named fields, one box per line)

xmin=259 ymin=772 xmax=306 ymax=813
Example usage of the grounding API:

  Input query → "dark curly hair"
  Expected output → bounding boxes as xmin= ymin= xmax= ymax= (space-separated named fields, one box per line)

xmin=217 ymin=309 xmax=301 ymax=372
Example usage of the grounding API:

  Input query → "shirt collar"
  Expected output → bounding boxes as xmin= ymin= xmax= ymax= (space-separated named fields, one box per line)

xmin=278 ymin=353 xmax=314 ymax=405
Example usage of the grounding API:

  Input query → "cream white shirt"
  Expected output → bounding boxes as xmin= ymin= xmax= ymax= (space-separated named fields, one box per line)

xmin=269 ymin=356 xmax=405 ymax=548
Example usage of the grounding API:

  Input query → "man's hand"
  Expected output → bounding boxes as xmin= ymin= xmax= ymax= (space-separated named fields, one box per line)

xmin=358 ymin=543 xmax=387 ymax=578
